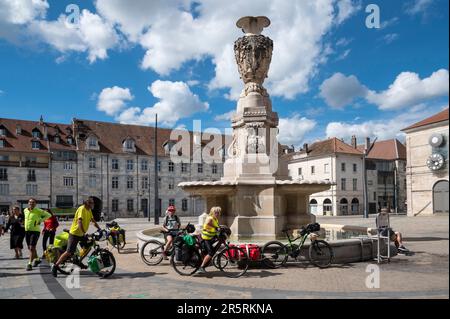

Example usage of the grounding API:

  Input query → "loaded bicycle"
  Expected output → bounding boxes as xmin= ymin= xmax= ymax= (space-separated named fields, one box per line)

xmin=170 ymin=226 xmax=249 ymax=278
xmin=51 ymin=230 xmax=116 ymax=278
xmin=261 ymin=223 xmax=334 ymax=268
xmin=140 ymin=223 xmax=196 ymax=266
xmin=105 ymin=221 xmax=126 ymax=252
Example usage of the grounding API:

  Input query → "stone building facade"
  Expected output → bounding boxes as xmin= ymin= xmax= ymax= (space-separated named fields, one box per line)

xmin=0 ymin=117 xmax=225 ymax=217
xmin=286 ymin=136 xmax=407 ymax=216
xmin=402 ymin=108 xmax=449 ymax=216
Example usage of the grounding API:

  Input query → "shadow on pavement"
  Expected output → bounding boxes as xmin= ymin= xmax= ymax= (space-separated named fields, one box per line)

xmin=0 ymin=272 xmax=43 ymax=278
xmin=404 ymin=237 xmax=449 ymax=242
xmin=195 ymin=269 xmax=282 ymax=279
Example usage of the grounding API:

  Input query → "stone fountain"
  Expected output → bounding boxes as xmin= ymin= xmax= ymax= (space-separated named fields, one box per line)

xmin=179 ymin=16 xmax=332 ymax=240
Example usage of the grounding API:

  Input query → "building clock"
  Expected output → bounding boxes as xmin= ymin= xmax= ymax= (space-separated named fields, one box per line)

xmin=426 ymin=153 xmax=445 ymax=171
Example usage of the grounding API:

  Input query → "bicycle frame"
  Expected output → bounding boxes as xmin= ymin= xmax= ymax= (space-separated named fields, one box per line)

xmin=284 ymin=231 xmax=310 ymax=256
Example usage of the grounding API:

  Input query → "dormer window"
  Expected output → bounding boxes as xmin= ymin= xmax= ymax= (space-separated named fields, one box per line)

xmin=86 ymin=135 xmax=100 ymax=151
xmin=32 ymin=141 xmax=40 ymax=150
xmin=32 ymin=129 xmax=41 ymax=139
xmin=67 ymin=136 xmax=73 ymax=145
xmin=16 ymin=125 xmax=22 ymax=135
xmin=123 ymin=138 xmax=136 ymax=153
xmin=0 ymin=140 xmax=5 ymax=148
xmin=0 ymin=126 xmax=6 ymax=136
xmin=163 ymin=141 xmax=175 ymax=155
xmin=54 ymin=135 xmax=61 ymax=144
xmin=89 ymin=137 xmax=98 ymax=147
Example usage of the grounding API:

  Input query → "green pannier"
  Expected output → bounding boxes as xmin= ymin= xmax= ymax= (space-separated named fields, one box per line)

xmin=183 ymin=234 xmax=196 ymax=247
xmin=87 ymin=255 xmax=103 ymax=273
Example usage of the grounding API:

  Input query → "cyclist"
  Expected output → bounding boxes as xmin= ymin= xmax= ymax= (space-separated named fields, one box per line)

xmin=51 ymin=197 xmax=101 ymax=277
xmin=197 ymin=206 xmax=222 ymax=274
xmin=24 ymin=198 xmax=52 ymax=271
xmin=161 ymin=205 xmax=180 ymax=259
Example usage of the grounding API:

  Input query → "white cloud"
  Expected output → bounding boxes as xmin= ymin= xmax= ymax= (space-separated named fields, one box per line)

xmin=0 ymin=0 xmax=48 ymax=25
xmin=97 ymin=86 xmax=134 ymax=116
xmin=28 ymin=10 xmax=119 ymax=63
xmin=115 ymin=80 xmax=209 ymax=127
xmin=336 ymin=37 xmax=352 ymax=47
xmin=367 ymin=69 xmax=449 ymax=110
xmin=95 ymin=0 xmax=360 ymax=100
xmin=336 ymin=48 xmax=351 ymax=61
xmin=320 ymin=69 xmax=449 ymax=110
xmin=214 ymin=110 xmax=235 ymax=122
xmin=320 ymin=73 xmax=368 ymax=108
xmin=0 ymin=89 xmax=4 ymax=96
xmin=381 ymin=17 xmax=399 ymax=29
xmin=336 ymin=0 xmax=361 ymax=24
xmin=405 ymin=0 xmax=433 ymax=16
xmin=325 ymin=104 xmax=438 ymax=141
xmin=278 ymin=114 xmax=317 ymax=147
xmin=382 ymin=33 xmax=399 ymax=44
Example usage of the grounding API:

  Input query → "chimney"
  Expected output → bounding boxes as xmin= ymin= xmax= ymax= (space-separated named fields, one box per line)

xmin=303 ymin=143 xmax=309 ymax=153
xmin=16 ymin=125 xmax=22 ymax=135
xmin=351 ymin=135 xmax=357 ymax=149
xmin=365 ymin=137 xmax=371 ymax=151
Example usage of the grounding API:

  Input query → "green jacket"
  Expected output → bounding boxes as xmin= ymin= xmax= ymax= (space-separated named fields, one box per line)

xmin=24 ymin=207 xmax=51 ymax=232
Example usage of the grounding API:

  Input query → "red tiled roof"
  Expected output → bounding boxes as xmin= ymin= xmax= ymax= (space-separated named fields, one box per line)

xmin=357 ymin=139 xmax=406 ymax=160
xmin=0 ymin=118 xmax=75 ymax=154
xmin=291 ymin=137 xmax=363 ymax=158
xmin=402 ymin=108 xmax=449 ymax=131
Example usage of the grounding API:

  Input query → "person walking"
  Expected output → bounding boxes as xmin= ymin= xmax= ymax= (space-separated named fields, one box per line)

xmin=0 ymin=212 xmax=5 ymax=236
xmin=51 ymin=197 xmax=101 ymax=277
xmin=5 ymin=206 xmax=25 ymax=259
xmin=24 ymin=199 xmax=52 ymax=271
xmin=41 ymin=209 xmax=59 ymax=257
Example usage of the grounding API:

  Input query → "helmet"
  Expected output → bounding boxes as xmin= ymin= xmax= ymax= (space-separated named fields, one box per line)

xmin=219 ymin=225 xmax=232 ymax=239
xmin=167 ymin=205 xmax=176 ymax=213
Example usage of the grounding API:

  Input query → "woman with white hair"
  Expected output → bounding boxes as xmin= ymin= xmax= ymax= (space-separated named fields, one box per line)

xmin=197 ymin=206 xmax=222 ymax=274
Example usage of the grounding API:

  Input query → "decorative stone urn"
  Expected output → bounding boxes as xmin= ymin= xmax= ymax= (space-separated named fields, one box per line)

xmin=179 ymin=16 xmax=332 ymax=241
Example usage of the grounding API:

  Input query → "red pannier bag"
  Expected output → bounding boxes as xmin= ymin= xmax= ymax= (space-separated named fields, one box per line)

xmin=227 ymin=244 xmax=261 ymax=261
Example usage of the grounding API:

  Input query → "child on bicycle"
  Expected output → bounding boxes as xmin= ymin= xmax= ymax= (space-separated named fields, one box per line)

xmin=162 ymin=205 xmax=180 ymax=259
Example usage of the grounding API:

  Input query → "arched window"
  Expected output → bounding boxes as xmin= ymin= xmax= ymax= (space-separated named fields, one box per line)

xmin=351 ymin=198 xmax=360 ymax=215
xmin=309 ymin=199 xmax=318 ymax=215
xmin=339 ymin=198 xmax=348 ymax=215
xmin=433 ymin=180 xmax=449 ymax=214
xmin=323 ymin=198 xmax=332 ymax=215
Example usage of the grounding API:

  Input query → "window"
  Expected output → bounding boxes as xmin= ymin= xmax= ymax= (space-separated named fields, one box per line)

xmin=112 ymin=176 xmax=119 ymax=189
xmin=341 ymin=163 xmax=346 ymax=172
xmin=27 ymin=169 xmax=36 ymax=182
xmin=0 ymin=155 xmax=9 ymax=161
xmin=31 ymin=141 xmax=40 ymax=150
xmin=368 ymin=180 xmax=373 ymax=186
xmin=324 ymin=164 xmax=329 ymax=173
xmin=126 ymin=159 xmax=134 ymax=170
xmin=88 ymin=137 xmax=97 ymax=147
xmin=25 ymin=157 xmax=37 ymax=165
xmin=112 ymin=199 xmax=119 ymax=212
xmin=168 ymin=178 xmax=175 ymax=190
xmin=141 ymin=159 xmax=148 ymax=171
xmin=169 ymin=199 xmax=175 ymax=207
xmin=311 ymin=166 xmax=315 ymax=175
xmin=298 ymin=167 xmax=302 ymax=176
xmin=88 ymin=175 xmax=96 ymax=188
xmin=0 ymin=184 xmax=9 ymax=195
xmin=111 ymin=159 xmax=119 ymax=170
xmin=56 ymin=195 xmax=73 ymax=208
xmin=341 ymin=178 xmax=346 ymax=191
xmin=158 ymin=161 xmax=161 ymax=172
xmin=64 ymin=162 xmax=73 ymax=170
xmin=0 ymin=128 xmax=6 ymax=136
xmin=168 ymin=161 xmax=174 ymax=172
xmin=212 ymin=164 xmax=218 ymax=174
xmin=0 ymin=168 xmax=7 ymax=181
xmin=54 ymin=136 xmax=60 ymax=144
xmin=67 ymin=137 xmax=73 ymax=145
xmin=353 ymin=163 xmax=357 ymax=173
xmin=182 ymin=199 xmax=188 ymax=212
xmin=127 ymin=199 xmax=134 ymax=212
xmin=181 ymin=163 xmax=188 ymax=173
xmin=63 ymin=177 xmax=74 ymax=187
xmin=373 ymin=192 xmax=377 ymax=201
xmin=339 ymin=198 xmax=348 ymax=215
xmin=127 ymin=176 xmax=134 ymax=190
xmin=352 ymin=178 xmax=357 ymax=191
xmin=142 ymin=177 xmax=149 ymax=190
xmin=125 ymin=139 xmax=134 ymax=150
xmin=26 ymin=184 xmax=38 ymax=196
xmin=198 ymin=164 xmax=203 ymax=173
xmin=323 ymin=199 xmax=332 ymax=214
xmin=0 ymin=140 xmax=5 ymax=148
xmin=89 ymin=157 xmax=96 ymax=169
xmin=351 ymin=198 xmax=359 ymax=214
xmin=32 ymin=130 xmax=40 ymax=138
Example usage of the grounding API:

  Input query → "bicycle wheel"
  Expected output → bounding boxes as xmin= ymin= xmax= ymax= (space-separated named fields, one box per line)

xmin=140 ymin=240 xmax=164 ymax=266
xmin=261 ymin=241 xmax=288 ymax=268
xmin=217 ymin=246 xmax=249 ymax=278
xmin=309 ymin=240 xmax=333 ymax=268
xmin=93 ymin=249 xmax=116 ymax=278
xmin=170 ymin=248 xmax=201 ymax=276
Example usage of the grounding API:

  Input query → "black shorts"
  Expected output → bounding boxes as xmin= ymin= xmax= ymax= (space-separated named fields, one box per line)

xmin=202 ymin=238 xmax=219 ymax=257
xmin=25 ymin=231 xmax=40 ymax=248
xmin=164 ymin=230 xmax=179 ymax=239
xmin=66 ymin=234 xmax=88 ymax=255
xmin=380 ymin=228 xmax=396 ymax=240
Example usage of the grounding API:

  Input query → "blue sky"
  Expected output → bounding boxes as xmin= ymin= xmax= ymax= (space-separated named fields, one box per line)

xmin=0 ymin=0 xmax=448 ymax=147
